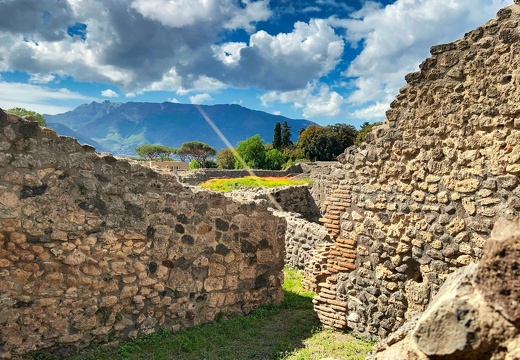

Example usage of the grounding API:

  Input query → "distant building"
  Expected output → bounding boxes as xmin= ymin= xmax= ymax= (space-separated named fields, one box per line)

xmin=152 ymin=161 xmax=190 ymax=171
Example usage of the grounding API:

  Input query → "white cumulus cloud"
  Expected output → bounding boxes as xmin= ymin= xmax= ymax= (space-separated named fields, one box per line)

xmin=29 ymin=73 xmax=56 ymax=84
xmin=131 ymin=0 xmax=217 ymax=28
xmin=348 ymin=102 xmax=389 ymax=121
xmin=212 ymin=42 xmax=247 ymax=66
xmin=192 ymin=18 xmax=344 ymax=91
xmin=101 ymin=89 xmax=119 ymax=98
xmin=331 ymin=0 xmax=511 ymax=120
xmin=189 ymin=93 xmax=213 ymax=104
xmin=249 ymin=19 xmax=343 ymax=78
xmin=131 ymin=0 xmax=271 ymax=30
xmin=261 ymin=83 xmax=345 ymax=118
xmin=303 ymin=86 xmax=345 ymax=118
xmin=0 ymin=81 xmax=94 ymax=114
xmin=224 ymin=0 xmax=272 ymax=31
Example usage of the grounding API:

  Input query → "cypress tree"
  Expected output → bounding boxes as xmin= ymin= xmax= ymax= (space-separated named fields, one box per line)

xmin=281 ymin=121 xmax=293 ymax=148
xmin=273 ymin=121 xmax=282 ymax=150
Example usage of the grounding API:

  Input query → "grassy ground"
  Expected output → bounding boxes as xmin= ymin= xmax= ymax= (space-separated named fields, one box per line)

xmin=198 ymin=176 xmax=312 ymax=192
xmin=33 ymin=268 xmax=373 ymax=360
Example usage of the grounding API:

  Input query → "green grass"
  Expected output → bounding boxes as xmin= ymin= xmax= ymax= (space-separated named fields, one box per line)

xmin=32 ymin=268 xmax=373 ymax=360
xmin=199 ymin=176 xmax=313 ymax=192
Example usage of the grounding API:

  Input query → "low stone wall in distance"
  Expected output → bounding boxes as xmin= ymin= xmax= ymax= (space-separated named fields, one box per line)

xmin=0 ymin=111 xmax=286 ymax=358
xmin=223 ymin=184 xmax=321 ymax=223
xmin=178 ymin=162 xmax=347 ymax=216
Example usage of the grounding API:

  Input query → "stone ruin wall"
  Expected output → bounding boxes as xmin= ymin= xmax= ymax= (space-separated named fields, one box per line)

xmin=217 ymin=184 xmax=331 ymax=274
xmin=307 ymin=4 xmax=520 ymax=340
xmin=223 ymin=184 xmax=321 ymax=223
xmin=368 ymin=218 xmax=520 ymax=359
xmin=296 ymin=162 xmax=348 ymax=214
xmin=2 ymin=4 xmax=520 ymax=357
xmin=283 ymin=213 xmax=330 ymax=271
xmin=0 ymin=111 xmax=286 ymax=358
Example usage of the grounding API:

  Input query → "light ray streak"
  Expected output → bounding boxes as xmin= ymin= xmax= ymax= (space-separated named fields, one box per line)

xmin=195 ymin=104 xmax=283 ymax=211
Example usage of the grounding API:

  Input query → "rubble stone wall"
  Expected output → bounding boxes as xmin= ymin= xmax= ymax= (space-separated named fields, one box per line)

xmin=311 ymin=4 xmax=520 ymax=340
xmin=224 ymin=185 xmax=321 ymax=222
xmin=282 ymin=213 xmax=331 ymax=270
xmin=219 ymin=185 xmax=329 ymax=273
xmin=0 ymin=111 xmax=286 ymax=358
xmin=368 ymin=218 xmax=520 ymax=360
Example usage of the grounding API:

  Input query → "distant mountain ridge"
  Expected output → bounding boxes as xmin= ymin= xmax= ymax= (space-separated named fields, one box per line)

xmin=45 ymin=101 xmax=316 ymax=156
xmin=47 ymin=122 xmax=111 ymax=153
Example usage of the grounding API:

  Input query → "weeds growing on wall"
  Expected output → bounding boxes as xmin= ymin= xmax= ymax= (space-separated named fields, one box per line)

xmin=33 ymin=268 xmax=373 ymax=360
xmin=199 ymin=176 xmax=313 ymax=192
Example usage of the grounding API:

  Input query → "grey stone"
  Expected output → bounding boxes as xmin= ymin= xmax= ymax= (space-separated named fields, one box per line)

xmin=414 ymin=297 xmax=478 ymax=356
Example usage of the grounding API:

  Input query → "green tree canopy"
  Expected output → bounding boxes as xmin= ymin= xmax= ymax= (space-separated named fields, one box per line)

xmin=328 ymin=123 xmax=357 ymax=150
xmin=176 ymin=147 xmax=189 ymax=162
xmin=272 ymin=122 xmax=282 ymax=150
xmin=296 ymin=123 xmax=358 ymax=161
xmin=189 ymin=159 xmax=201 ymax=170
xmin=264 ymin=148 xmax=288 ymax=170
xmin=202 ymin=159 xmax=218 ymax=168
xmin=296 ymin=125 xmax=343 ymax=161
xmin=281 ymin=121 xmax=293 ymax=149
xmin=6 ymin=107 xmax=47 ymax=127
xmin=135 ymin=144 xmax=169 ymax=161
xmin=179 ymin=141 xmax=216 ymax=167
xmin=234 ymin=134 xmax=266 ymax=169
xmin=157 ymin=146 xmax=177 ymax=161
xmin=216 ymin=148 xmax=236 ymax=169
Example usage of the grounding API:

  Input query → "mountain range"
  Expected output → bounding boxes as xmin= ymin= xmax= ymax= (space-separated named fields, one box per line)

xmin=45 ymin=101 xmax=316 ymax=156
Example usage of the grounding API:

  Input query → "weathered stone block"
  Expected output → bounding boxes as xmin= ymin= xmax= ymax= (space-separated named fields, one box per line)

xmin=63 ymin=249 xmax=86 ymax=266
xmin=120 ymin=286 xmax=139 ymax=299
xmin=454 ymin=179 xmax=480 ymax=193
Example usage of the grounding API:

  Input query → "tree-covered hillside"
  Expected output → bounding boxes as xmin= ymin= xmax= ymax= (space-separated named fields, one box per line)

xmin=45 ymin=101 xmax=316 ymax=155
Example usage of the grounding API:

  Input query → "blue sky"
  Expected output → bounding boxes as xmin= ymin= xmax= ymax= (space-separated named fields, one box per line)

xmin=0 ymin=0 xmax=511 ymax=127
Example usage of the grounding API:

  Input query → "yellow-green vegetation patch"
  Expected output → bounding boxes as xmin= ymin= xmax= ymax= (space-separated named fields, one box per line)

xmin=199 ymin=176 xmax=313 ymax=192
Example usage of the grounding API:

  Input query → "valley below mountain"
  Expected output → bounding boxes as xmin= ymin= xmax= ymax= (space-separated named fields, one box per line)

xmin=45 ymin=101 xmax=316 ymax=156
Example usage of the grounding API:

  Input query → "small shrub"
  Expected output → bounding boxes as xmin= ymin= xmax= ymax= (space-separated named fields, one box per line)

xmin=114 ymin=313 xmax=123 ymax=323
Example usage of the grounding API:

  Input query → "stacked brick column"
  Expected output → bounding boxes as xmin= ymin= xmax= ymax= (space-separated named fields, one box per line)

xmin=319 ymin=183 xmax=351 ymax=237
xmin=306 ymin=181 xmax=355 ymax=329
